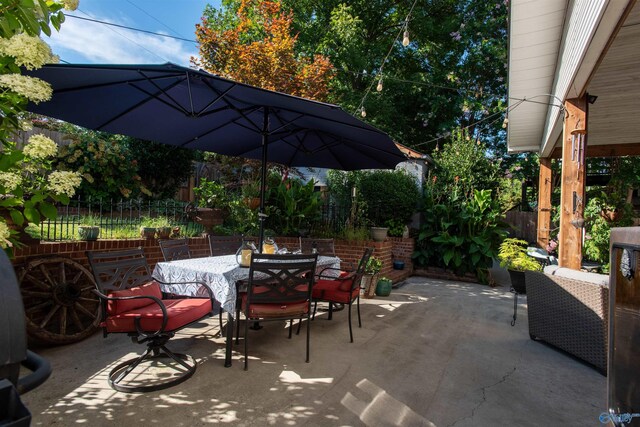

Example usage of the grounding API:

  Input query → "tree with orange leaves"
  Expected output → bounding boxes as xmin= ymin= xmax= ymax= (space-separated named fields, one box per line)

xmin=192 ymin=0 xmax=334 ymax=102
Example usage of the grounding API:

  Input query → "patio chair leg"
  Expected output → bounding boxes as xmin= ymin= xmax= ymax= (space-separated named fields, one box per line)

xmin=356 ymin=295 xmax=362 ymax=328
xmin=511 ymin=290 xmax=518 ymax=326
xmin=244 ymin=316 xmax=249 ymax=371
xmin=328 ymin=303 xmax=333 ymax=320
xmin=113 ymin=347 xmax=152 ymax=385
xmin=296 ymin=315 xmax=302 ymax=335
xmin=305 ymin=314 xmax=310 ymax=363
xmin=218 ymin=311 xmax=224 ymax=336
xmin=288 ymin=319 xmax=293 ymax=339
xmin=235 ymin=308 xmax=241 ymax=344
xmin=348 ymin=303 xmax=353 ymax=343
xmin=312 ymin=301 xmax=318 ymax=320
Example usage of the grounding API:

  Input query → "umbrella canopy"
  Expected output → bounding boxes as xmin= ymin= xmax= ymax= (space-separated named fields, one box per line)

xmin=26 ymin=63 xmax=405 ymax=169
xmin=25 ymin=62 xmax=407 ymax=246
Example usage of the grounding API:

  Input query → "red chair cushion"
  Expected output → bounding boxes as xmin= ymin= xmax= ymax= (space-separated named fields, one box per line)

xmin=315 ymin=277 xmax=354 ymax=292
xmin=105 ymin=298 xmax=212 ymax=333
xmin=106 ymin=281 xmax=163 ymax=315
xmin=312 ymin=280 xmax=359 ymax=304
xmin=241 ymin=295 xmax=309 ymax=319
xmin=339 ymin=271 xmax=350 ymax=278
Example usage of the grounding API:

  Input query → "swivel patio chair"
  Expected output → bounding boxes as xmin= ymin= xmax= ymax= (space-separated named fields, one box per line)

xmin=208 ymin=234 xmax=243 ymax=256
xmin=159 ymin=238 xmax=191 ymax=261
xmin=312 ymin=248 xmax=373 ymax=342
xmin=86 ymin=247 xmax=215 ymax=392
xmin=237 ymin=253 xmax=318 ymax=370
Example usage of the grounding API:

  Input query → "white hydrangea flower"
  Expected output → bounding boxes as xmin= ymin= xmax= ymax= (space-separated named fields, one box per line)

xmin=0 ymin=74 xmax=52 ymax=104
xmin=0 ymin=33 xmax=56 ymax=70
xmin=47 ymin=171 xmax=82 ymax=197
xmin=0 ymin=172 xmax=22 ymax=191
xmin=0 ymin=221 xmax=12 ymax=249
xmin=24 ymin=134 xmax=58 ymax=159
xmin=61 ymin=0 xmax=79 ymax=11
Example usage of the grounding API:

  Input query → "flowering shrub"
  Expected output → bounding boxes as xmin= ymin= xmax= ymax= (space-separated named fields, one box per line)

xmin=0 ymin=0 xmax=80 ymax=252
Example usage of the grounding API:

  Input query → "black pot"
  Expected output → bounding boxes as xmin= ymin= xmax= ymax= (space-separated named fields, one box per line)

xmin=508 ymin=270 xmax=527 ymax=294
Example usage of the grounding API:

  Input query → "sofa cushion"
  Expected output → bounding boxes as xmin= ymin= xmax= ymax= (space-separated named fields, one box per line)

xmin=548 ymin=267 xmax=609 ymax=287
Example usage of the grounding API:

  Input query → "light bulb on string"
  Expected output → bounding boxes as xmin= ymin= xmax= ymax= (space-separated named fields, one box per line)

xmin=402 ymin=29 xmax=410 ymax=47
xmin=376 ymin=77 xmax=383 ymax=92
xmin=360 ymin=107 xmax=367 ymax=118
xmin=502 ymin=117 xmax=509 ymax=128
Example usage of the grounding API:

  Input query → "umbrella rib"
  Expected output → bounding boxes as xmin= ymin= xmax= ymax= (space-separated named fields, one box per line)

xmin=136 ymin=69 xmax=192 ymax=115
xmin=96 ymin=78 xmax=187 ymax=130
xmin=267 ymin=113 xmax=305 ymax=135
xmin=178 ymin=115 xmax=259 ymax=148
xmin=197 ymin=79 xmax=239 ymax=116
xmin=312 ymin=131 xmax=349 ymax=170
xmin=47 ymin=72 xmax=185 ymax=94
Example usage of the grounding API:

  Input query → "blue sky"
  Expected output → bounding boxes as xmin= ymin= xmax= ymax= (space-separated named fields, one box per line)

xmin=47 ymin=0 xmax=221 ymax=65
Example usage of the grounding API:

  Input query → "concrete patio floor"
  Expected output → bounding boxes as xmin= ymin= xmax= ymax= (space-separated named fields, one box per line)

xmin=22 ymin=277 xmax=606 ymax=426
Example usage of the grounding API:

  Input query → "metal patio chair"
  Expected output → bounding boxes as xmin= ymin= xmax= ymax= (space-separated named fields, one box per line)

xmin=312 ymin=248 xmax=373 ymax=342
xmin=86 ymin=247 xmax=215 ymax=392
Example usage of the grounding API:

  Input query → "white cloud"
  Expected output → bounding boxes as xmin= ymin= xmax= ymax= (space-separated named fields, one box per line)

xmin=46 ymin=14 xmax=199 ymax=65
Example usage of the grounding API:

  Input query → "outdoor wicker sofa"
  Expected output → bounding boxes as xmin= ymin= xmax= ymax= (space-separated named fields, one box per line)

xmin=525 ymin=268 xmax=609 ymax=374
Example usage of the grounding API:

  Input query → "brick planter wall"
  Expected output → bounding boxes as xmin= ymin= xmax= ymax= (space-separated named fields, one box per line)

xmin=10 ymin=236 xmax=415 ymax=283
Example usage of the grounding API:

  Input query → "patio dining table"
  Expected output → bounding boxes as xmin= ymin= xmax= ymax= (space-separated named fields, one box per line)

xmin=152 ymin=254 xmax=341 ymax=367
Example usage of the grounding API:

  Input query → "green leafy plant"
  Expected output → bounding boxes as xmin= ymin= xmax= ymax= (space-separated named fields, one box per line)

xmin=358 ymin=170 xmax=420 ymax=226
xmin=265 ymin=174 xmax=321 ymax=236
xmin=365 ymin=256 xmax=382 ymax=275
xmin=140 ymin=216 xmax=171 ymax=228
xmin=79 ymin=215 xmax=101 ymax=227
xmin=193 ymin=178 xmax=230 ymax=209
xmin=385 ymin=218 xmax=406 ymax=237
xmin=497 ymin=238 xmax=541 ymax=272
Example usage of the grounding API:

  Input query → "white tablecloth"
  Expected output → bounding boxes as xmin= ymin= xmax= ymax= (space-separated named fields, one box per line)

xmin=152 ymin=255 xmax=341 ymax=317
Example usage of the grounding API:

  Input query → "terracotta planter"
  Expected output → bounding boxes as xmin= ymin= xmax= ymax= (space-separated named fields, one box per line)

xmin=243 ymin=197 xmax=261 ymax=210
xmin=194 ymin=208 xmax=227 ymax=232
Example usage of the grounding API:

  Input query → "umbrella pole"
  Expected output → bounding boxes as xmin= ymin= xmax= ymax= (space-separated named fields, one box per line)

xmin=258 ymin=107 xmax=269 ymax=253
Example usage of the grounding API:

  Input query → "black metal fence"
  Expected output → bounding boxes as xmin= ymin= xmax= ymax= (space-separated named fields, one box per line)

xmin=37 ymin=198 xmax=378 ymax=241
xmin=38 ymin=198 xmax=204 ymax=241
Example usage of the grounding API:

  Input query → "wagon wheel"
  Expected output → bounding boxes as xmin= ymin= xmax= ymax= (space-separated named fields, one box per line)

xmin=18 ymin=256 xmax=100 ymax=345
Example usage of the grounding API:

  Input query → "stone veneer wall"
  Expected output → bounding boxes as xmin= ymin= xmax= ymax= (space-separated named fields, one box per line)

xmin=10 ymin=236 xmax=415 ymax=278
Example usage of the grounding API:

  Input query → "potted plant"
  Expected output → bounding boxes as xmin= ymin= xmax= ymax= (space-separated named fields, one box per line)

xmin=370 ymin=226 xmax=388 ymax=242
xmin=191 ymin=179 xmax=231 ymax=233
xmin=498 ymin=238 xmax=542 ymax=293
xmin=375 ymin=276 xmax=393 ymax=296
xmin=140 ymin=217 xmax=171 ymax=239
xmin=361 ymin=256 xmax=382 ymax=298
xmin=241 ymin=180 xmax=261 ymax=210
xmin=78 ymin=215 xmax=100 ymax=241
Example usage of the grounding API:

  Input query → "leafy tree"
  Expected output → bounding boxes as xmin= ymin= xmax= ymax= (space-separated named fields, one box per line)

xmin=281 ymin=0 xmax=508 ymax=154
xmin=126 ymin=139 xmax=196 ymax=200
xmin=193 ymin=0 xmax=334 ymax=101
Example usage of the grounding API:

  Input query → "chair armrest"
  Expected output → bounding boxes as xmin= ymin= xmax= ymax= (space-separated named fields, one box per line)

xmin=92 ymin=289 xmax=168 ymax=337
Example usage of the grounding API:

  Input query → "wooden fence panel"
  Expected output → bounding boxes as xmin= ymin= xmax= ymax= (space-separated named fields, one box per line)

xmin=505 ymin=211 xmax=538 ymax=244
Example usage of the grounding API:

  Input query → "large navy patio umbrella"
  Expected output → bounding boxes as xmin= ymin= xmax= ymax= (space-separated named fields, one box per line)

xmin=25 ymin=62 xmax=406 ymax=247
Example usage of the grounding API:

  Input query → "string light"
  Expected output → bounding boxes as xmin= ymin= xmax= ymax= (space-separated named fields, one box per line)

xmin=402 ymin=24 xmax=410 ymax=47
xmin=502 ymin=116 xmax=509 ymax=128
xmin=376 ymin=77 xmax=383 ymax=92
xmin=360 ymin=107 xmax=367 ymax=118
